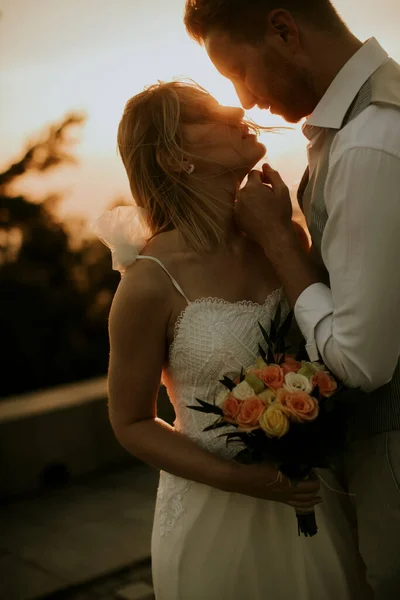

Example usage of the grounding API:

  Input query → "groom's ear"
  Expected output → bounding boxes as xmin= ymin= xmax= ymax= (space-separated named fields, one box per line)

xmin=267 ymin=9 xmax=300 ymax=49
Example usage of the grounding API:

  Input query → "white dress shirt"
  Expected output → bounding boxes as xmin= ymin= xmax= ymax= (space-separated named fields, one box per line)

xmin=295 ymin=38 xmax=400 ymax=392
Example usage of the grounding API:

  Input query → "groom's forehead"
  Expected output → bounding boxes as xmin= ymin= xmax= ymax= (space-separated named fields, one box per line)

xmin=205 ymin=32 xmax=238 ymax=62
xmin=205 ymin=32 xmax=247 ymax=75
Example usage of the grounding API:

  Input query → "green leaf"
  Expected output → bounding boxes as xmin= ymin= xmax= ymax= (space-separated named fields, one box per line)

xmin=258 ymin=343 xmax=268 ymax=363
xmin=203 ymin=420 xmax=230 ymax=432
xmin=270 ymin=319 xmax=277 ymax=344
xmin=258 ymin=321 xmax=272 ymax=349
xmin=217 ymin=430 xmax=243 ymax=444
xmin=296 ymin=342 xmax=308 ymax=362
xmin=219 ymin=376 xmax=236 ymax=391
xmin=278 ymin=310 xmax=294 ymax=340
xmin=187 ymin=399 xmax=224 ymax=416
xmin=244 ymin=373 xmax=265 ymax=394
xmin=273 ymin=303 xmax=282 ymax=330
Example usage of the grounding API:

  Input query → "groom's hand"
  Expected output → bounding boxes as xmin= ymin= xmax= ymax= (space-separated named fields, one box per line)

xmin=235 ymin=164 xmax=293 ymax=247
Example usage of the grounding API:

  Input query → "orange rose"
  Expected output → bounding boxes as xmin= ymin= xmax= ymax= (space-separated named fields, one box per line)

xmin=312 ymin=370 xmax=337 ymax=398
xmin=222 ymin=394 xmax=242 ymax=423
xmin=253 ymin=365 xmax=284 ymax=391
xmin=281 ymin=357 xmax=302 ymax=376
xmin=276 ymin=389 xmax=319 ymax=423
xmin=236 ymin=397 xmax=266 ymax=430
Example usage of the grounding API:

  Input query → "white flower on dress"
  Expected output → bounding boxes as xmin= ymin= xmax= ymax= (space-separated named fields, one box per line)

xmin=232 ymin=381 xmax=256 ymax=401
xmin=92 ymin=205 xmax=151 ymax=273
xmin=284 ymin=372 xmax=313 ymax=394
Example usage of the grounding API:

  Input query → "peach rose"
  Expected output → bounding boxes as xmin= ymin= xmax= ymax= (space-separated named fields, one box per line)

xmin=253 ymin=365 xmax=284 ymax=391
xmin=222 ymin=394 xmax=242 ymax=423
xmin=312 ymin=370 xmax=338 ymax=398
xmin=276 ymin=389 xmax=319 ymax=423
xmin=236 ymin=397 xmax=266 ymax=429
xmin=259 ymin=404 xmax=290 ymax=438
xmin=281 ymin=357 xmax=302 ymax=376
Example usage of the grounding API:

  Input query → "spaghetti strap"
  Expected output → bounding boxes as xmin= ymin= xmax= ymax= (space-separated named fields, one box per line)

xmin=137 ymin=255 xmax=190 ymax=304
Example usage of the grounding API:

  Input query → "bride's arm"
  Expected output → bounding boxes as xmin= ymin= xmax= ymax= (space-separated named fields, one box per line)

xmin=107 ymin=261 xmax=320 ymax=508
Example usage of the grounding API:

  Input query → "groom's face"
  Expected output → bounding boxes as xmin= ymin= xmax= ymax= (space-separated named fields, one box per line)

xmin=205 ymin=31 xmax=317 ymax=123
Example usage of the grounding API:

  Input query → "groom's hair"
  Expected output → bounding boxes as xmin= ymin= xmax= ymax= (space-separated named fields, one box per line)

xmin=184 ymin=0 xmax=346 ymax=44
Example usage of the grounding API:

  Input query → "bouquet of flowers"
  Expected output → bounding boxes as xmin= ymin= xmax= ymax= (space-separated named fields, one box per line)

xmin=188 ymin=305 xmax=352 ymax=537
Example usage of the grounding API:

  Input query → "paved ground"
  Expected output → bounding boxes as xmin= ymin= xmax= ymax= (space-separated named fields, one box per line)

xmin=42 ymin=559 xmax=154 ymax=600
xmin=0 ymin=464 xmax=159 ymax=600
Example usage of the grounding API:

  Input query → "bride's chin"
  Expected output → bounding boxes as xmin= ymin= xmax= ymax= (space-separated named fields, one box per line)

xmin=248 ymin=149 xmax=267 ymax=171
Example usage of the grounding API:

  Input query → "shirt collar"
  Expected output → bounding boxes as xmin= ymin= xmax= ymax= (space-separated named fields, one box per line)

xmin=303 ymin=38 xmax=389 ymax=133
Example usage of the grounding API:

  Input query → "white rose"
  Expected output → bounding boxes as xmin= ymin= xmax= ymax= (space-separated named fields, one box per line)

xmin=232 ymin=381 xmax=256 ymax=401
xmin=215 ymin=389 xmax=229 ymax=408
xmin=284 ymin=372 xmax=313 ymax=394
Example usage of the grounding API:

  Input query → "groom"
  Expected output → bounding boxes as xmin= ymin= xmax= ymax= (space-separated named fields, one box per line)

xmin=184 ymin=1 xmax=400 ymax=598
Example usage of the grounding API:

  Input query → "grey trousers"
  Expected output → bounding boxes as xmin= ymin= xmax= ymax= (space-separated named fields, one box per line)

xmin=343 ymin=431 xmax=400 ymax=599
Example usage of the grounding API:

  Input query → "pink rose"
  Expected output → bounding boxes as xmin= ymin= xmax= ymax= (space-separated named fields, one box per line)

xmin=236 ymin=397 xmax=266 ymax=430
xmin=276 ymin=389 xmax=319 ymax=423
xmin=222 ymin=394 xmax=242 ymax=423
xmin=253 ymin=365 xmax=284 ymax=391
xmin=280 ymin=357 xmax=302 ymax=376
xmin=312 ymin=371 xmax=338 ymax=398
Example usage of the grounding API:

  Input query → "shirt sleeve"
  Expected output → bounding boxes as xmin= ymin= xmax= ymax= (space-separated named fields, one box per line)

xmin=294 ymin=146 xmax=400 ymax=392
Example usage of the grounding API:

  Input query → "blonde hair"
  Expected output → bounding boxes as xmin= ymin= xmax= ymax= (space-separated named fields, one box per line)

xmin=117 ymin=80 xmax=269 ymax=253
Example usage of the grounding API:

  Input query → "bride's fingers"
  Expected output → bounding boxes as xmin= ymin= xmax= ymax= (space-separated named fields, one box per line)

xmin=262 ymin=164 xmax=286 ymax=190
xmin=292 ymin=479 xmax=320 ymax=495
xmin=291 ymin=492 xmax=321 ymax=502
xmin=246 ymin=169 xmax=263 ymax=186
xmin=287 ymin=498 xmax=323 ymax=510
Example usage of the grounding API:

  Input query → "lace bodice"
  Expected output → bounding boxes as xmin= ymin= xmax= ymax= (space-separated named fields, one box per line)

xmin=163 ymin=291 xmax=282 ymax=459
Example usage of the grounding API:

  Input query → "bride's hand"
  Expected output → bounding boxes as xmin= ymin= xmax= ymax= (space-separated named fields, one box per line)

xmin=233 ymin=461 xmax=322 ymax=510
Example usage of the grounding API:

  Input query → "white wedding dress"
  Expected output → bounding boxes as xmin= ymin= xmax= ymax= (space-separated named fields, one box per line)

xmin=94 ymin=207 xmax=371 ymax=600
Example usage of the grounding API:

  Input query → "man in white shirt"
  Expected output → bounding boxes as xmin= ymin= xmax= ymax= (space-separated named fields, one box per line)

xmin=184 ymin=1 xmax=400 ymax=598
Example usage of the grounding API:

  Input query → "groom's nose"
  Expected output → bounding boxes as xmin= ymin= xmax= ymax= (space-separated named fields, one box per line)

xmin=234 ymin=82 xmax=257 ymax=110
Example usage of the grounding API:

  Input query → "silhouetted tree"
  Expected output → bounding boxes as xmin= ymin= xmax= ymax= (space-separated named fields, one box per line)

xmin=0 ymin=113 xmax=120 ymax=397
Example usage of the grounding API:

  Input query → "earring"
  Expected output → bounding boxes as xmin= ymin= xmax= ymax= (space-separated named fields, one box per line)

xmin=187 ymin=163 xmax=195 ymax=175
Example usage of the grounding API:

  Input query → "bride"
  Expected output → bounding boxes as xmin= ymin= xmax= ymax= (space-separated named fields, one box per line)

xmin=95 ymin=81 xmax=371 ymax=599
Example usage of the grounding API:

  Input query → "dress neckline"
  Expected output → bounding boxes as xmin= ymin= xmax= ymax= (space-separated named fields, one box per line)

xmin=168 ymin=289 xmax=282 ymax=362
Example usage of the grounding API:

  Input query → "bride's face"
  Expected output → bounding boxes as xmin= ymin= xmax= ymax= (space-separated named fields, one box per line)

xmin=180 ymin=92 xmax=266 ymax=180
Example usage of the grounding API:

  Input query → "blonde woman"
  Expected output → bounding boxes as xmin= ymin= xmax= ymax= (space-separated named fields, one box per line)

xmin=95 ymin=82 xmax=370 ymax=600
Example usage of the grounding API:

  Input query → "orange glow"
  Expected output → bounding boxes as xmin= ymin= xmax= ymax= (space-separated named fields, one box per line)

xmin=2 ymin=0 xmax=399 ymax=220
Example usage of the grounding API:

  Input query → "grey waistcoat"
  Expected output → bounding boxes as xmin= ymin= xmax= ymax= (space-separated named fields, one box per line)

xmin=298 ymin=59 xmax=400 ymax=438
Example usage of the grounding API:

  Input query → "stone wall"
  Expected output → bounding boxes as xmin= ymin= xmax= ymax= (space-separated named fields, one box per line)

xmin=0 ymin=378 xmax=175 ymax=499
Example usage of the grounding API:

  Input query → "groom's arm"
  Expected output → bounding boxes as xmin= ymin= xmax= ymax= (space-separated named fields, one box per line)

xmin=264 ymin=147 xmax=400 ymax=392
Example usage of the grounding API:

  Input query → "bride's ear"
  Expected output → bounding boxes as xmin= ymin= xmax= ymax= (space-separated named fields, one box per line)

xmin=156 ymin=149 xmax=192 ymax=175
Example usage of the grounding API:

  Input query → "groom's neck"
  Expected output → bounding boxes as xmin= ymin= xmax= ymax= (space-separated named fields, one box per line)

xmin=307 ymin=31 xmax=363 ymax=102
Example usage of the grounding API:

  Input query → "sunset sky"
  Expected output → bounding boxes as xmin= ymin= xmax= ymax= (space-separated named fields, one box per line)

xmin=1 ymin=0 xmax=400 ymax=221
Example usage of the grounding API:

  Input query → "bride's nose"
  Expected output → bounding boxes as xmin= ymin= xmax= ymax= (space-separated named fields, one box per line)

xmin=221 ymin=106 xmax=245 ymax=122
